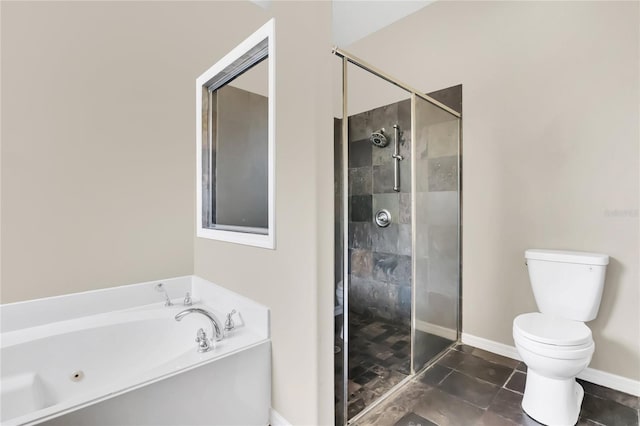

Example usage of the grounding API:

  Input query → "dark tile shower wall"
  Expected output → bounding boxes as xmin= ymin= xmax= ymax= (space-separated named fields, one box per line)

xmin=345 ymin=84 xmax=462 ymax=328
xmin=335 ymin=85 xmax=462 ymax=423
xmin=348 ymin=99 xmax=412 ymax=326
xmin=414 ymin=85 xmax=462 ymax=336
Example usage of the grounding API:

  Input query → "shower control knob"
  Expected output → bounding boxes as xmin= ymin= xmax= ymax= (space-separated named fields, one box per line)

xmin=375 ymin=209 xmax=391 ymax=228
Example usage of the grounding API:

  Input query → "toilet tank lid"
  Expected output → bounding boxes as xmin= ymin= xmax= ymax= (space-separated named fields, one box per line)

xmin=525 ymin=249 xmax=609 ymax=265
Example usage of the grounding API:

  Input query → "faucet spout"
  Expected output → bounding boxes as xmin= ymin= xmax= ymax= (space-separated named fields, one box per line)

xmin=175 ymin=308 xmax=224 ymax=342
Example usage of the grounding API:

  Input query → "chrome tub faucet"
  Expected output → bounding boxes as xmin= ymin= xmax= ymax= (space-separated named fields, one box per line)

xmin=174 ymin=308 xmax=224 ymax=352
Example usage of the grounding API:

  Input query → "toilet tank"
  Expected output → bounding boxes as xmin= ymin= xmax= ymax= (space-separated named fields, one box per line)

xmin=525 ymin=249 xmax=609 ymax=322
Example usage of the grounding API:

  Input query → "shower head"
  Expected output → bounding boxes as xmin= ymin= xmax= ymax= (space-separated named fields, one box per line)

xmin=370 ymin=129 xmax=389 ymax=148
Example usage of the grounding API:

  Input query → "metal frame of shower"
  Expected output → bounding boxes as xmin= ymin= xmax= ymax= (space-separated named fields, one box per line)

xmin=333 ymin=47 xmax=463 ymax=426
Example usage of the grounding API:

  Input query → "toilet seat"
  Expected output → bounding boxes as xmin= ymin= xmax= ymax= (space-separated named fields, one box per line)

xmin=514 ymin=313 xmax=591 ymax=346
xmin=514 ymin=313 xmax=594 ymax=360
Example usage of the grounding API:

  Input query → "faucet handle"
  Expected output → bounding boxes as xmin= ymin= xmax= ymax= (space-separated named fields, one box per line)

xmin=184 ymin=292 xmax=192 ymax=306
xmin=224 ymin=309 xmax=237 ymax=333
xmin=195 ymin=328 xmax=211 ymax=352
xmin=196 ymin=328 xmax=206 ymax=342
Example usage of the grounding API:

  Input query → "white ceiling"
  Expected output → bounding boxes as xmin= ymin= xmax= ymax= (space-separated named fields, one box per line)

xmin=249 ymin=0 xmax=435 ymax=47
xmin=332 ymin=0 xmax=435 ymax=47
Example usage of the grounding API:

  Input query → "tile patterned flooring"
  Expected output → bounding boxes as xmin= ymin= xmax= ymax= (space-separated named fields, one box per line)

xmin=346 ymin=312 xmax=412 ymax=419
xmin=339 ymin=312 xmax=454 ymax=422
xmin=353 ymin=344 xmax=640 ymax=426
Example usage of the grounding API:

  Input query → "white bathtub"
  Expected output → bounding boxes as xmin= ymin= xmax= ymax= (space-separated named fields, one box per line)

xmin=0 ymin=276 xmax=271 ymax=426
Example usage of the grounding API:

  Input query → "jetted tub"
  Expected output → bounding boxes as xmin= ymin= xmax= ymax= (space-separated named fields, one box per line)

xmin=0 ymin=276 xmax=271 ymax=426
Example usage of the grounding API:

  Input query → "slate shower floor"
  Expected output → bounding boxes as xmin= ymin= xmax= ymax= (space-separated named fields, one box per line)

xmin=353 ymin=343 xmax=640 ymax=426
xmin=347 ymin=311 xmax=412 ymax=419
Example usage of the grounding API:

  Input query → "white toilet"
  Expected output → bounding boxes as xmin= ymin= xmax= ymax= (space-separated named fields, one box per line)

xmin=513 ymin=249 xmax=609 ymax=426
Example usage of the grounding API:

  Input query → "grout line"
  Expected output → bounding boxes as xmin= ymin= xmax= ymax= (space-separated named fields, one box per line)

xmin=437 ymin=369 xmax=454 ymax=386
xmin=502 ymin=368 xmax=517 ymax=390
xmin=449 ymin=365 xmax=514 ymax=390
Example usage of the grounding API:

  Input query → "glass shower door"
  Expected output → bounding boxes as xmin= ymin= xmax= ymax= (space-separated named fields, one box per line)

xmin=411 ymin=94 xmax=461 ymax=373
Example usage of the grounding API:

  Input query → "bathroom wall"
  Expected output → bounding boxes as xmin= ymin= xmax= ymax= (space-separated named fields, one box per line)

xmin=347 ymin=1 xmax=640 ymax=381
xmin=2 ymin=2 xmax=335 ymax=424
xmin=194 ymin=2 xmax=335 ymax=425
xmin=347 ymin=99 xmax=412 ymax=325
xmin=0 ymin=2 xmax=265 ymax=302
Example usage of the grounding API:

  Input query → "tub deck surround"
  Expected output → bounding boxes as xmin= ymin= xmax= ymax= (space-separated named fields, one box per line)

xmin=0 ymin=276 xmax=271 ymax=426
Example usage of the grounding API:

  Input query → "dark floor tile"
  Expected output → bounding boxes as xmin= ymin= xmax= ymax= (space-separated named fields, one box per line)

xmin=348 ymin=397 xmax=366 ymax=419
xmin=419 ymin=363 xmax=452 ymax=386
xmin=580 ymin=392 xmax=639 ymax=426
xmin=475 ymin=410 xmax=519 ymax=426
xmin=515 ymin=362 xmax=527 ymax=372
xmin=353 ymin=370 xmax=379 ymax=386
xmin=413 ymin=386 xmax=485 ymax=426
xmin=439 ymin=370 xmax=501 ymax=409
xmin=488 ymin=388 xmax=542 ymax=425
xmin=394 ymin=412 xmax=437 ymax=426
xmin=354 ymin=382 xmax=431 ymax=426
xmin=345 ymin=340 xmax=640 ymax=426
xmin=346 ymin=312 xmax=414 ymax=420
xmin=348 ymin=380 xmax=362 ymax=396
xmin=470 ymin=347 xmax=520 ymax=369
xmin=437 ymin=348 xmax=467 ymax=369
xmin=373 ymin=330 xmax=397 ymax=343
xmin=398 ymin=359 xmax=411 ymax=376
xmin=352 ymin=385 xmax=382 ymax=406
xmin=577 ymin=378 xmax=640 ymax=410
xmin=455 ymin=353 xmax=514 ymax=386
xmin=371 ymin=364 xmax=387 ymax=376
xmin=505 ymin=371 xmax=526 ymax=394
xmin=391 ymin=340 xmax=409 ymax=351
xmin=371 ymin=371 xmax=407 ymax=394
xmin=357 ymin=358 xmax=375 ymax=370
xmin=350 ymin=365 xmax=367 ymax=378
xmin=576 ymin=418 xmax=604 ymax=426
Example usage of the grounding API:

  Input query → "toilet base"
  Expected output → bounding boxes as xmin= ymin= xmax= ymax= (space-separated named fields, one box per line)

xmin=521 ymin=369 xmax=584 ymax=426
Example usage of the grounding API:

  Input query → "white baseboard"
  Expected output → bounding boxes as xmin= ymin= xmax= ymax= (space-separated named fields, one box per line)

xmin=270 ymin=409 xmax=291 ymax=426
xmin=461 ymin=333 xmax=522 ymax=360
xmin=416 ymin=319 xmax=457 ymax=340
xmin=461 ymin=333 xmax=640 ymax=397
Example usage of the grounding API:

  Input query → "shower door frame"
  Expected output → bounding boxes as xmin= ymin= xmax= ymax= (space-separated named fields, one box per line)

xmin=334 ymin=47 xmax=462 ymax=426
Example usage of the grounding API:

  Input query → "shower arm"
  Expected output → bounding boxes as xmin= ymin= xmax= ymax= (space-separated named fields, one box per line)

xmin=392 ymin=124 xmax=403 ymax=192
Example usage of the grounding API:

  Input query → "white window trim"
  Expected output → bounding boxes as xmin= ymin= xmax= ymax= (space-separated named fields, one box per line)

xmin=195 ymin=19 xmax=275 ymax=249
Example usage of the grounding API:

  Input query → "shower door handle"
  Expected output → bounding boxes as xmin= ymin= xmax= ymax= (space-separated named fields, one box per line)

xmin=392 ymin=124 xmax=403 ymax=192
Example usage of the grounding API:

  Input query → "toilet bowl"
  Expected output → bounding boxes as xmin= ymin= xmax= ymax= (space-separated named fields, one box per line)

xmin=514 ymin=249 xmax=608 ymax=426
xmin=513 ymin=313 xmax=594 ymax=425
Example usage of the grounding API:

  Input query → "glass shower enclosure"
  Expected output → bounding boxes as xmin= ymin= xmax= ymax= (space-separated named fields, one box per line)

xmin=333 ymin=49 xmax=462 ymax=425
